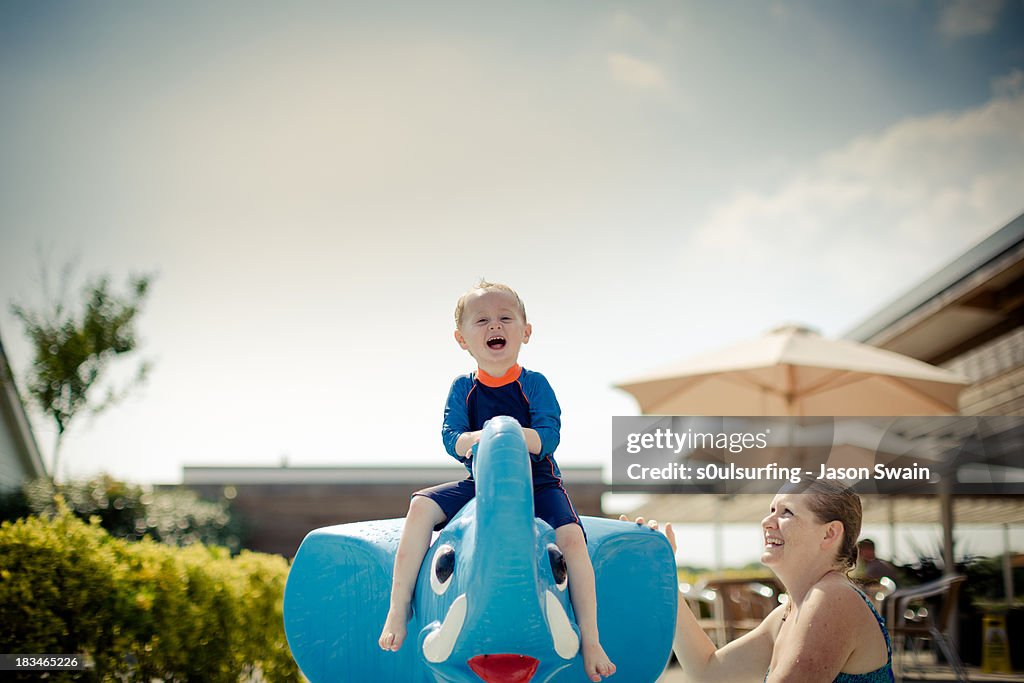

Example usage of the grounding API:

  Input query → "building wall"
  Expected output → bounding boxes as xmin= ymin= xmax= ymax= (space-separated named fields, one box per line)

xmin=0 ymin=337 xmax=45 ymax=490
xmin=945 ymin=326 xmax=1024 ymax=416
xmin=189 ymin=478 xmax=607 ymax=557
xmin=0 ymin=401 xmax=29 ymax=491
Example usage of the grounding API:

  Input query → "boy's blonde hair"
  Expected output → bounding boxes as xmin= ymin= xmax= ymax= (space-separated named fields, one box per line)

xmin=454 ymin=280 xmax=528 ymax=328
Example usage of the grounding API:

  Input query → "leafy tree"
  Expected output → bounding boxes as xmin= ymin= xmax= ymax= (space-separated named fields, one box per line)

xmin=9 ymin=267 xmax=153 ymax=479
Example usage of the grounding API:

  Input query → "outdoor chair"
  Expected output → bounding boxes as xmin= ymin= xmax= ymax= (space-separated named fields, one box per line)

xmin=679 ymin=582 xmax=721 ymax=645
xmin=884 ymin=574 xmax=968 ymax=683
xmin=856 ymin=576 xmax=898 ymax=612
xmin=697 ymin=577 xmax=785 ymax=645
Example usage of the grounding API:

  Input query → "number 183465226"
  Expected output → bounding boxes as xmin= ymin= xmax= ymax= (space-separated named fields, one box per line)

xmin=0 ymin=655 xmax=88 ymax=671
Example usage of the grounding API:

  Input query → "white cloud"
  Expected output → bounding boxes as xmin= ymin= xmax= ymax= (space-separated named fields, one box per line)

xmin=938 ymin=0 xmax=1005 ymax=38
xmin=603 ymin=9 xmax=654 ymax=40
xmin=606 ymin=52 xmax=668 ymax=91
xmin=993 ymin=68 xmax=1024 ymax=98
xmin=682 ymin=91 xmax=1024 ymax=333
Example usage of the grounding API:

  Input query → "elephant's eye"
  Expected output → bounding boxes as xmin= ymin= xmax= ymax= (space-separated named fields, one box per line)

xmin=430 ymin=544 xmax=455 ymax=595
xmin=547 ymin=544 xmax=567 ymax=592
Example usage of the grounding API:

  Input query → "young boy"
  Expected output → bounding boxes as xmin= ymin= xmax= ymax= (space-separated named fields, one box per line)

xmin=378 ymin=281 xmax=616 ymax=681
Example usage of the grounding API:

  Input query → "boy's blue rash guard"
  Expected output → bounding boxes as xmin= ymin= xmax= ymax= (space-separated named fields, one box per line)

xmin=442 ymin=365 xmax=562 ymax=482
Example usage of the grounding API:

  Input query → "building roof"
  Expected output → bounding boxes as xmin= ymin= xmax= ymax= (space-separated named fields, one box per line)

xmin=843 ymin=212 xmax=1024 ymax=364
xmin=0 ymin=329 xmax=46 ymax=482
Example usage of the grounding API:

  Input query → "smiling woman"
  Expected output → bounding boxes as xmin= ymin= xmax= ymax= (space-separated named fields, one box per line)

xmin=628 ymin=480 xmax=895 ymax=683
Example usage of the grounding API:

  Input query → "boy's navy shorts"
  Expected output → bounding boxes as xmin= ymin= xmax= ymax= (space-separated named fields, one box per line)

xmin=413 ymin=477 xmax=585 ymax=538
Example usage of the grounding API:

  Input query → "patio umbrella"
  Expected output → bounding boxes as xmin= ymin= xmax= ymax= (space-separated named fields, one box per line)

xmin=615 ymin=324 xmax=968 ymax=417
xmin=615 ymin=324 xmax=971 ymax=569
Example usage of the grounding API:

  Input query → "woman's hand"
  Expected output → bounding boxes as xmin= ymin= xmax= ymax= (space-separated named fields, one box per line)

xmin=619 ymin=515 xmax=677 ymax=554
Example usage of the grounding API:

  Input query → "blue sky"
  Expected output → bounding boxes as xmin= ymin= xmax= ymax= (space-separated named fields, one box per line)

xmin=1 ymin=0 xmax=1023 ymax=489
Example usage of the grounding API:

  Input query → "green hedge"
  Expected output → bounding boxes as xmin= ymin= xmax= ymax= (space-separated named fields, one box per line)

xmin=0 ymin=508 xmax=300 ymax=682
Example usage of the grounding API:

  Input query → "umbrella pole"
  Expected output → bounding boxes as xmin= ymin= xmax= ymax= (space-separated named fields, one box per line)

xmin=887 ymin=498 xmax=897 ymax=564
xmin=1004 ymin=523 xmax=1014 ymax=606
xmin=940 ymin=477 xmax=955 ymax=575
xmin=714 ymin=496 xmax=724 ymax=570
xmin=938 ymin=477 xmax=961 ymax=661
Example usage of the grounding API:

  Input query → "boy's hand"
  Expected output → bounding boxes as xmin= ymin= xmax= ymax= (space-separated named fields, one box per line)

xmin=455 ymin=430 xmax=483 ymax=460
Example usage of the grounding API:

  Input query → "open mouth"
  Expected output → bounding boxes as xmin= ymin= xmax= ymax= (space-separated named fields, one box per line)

xmin=764 ymin=534 xmax=783 ymax=548
xmin=486 ymin=336 xmax=506 ymax=350
xmin=468 ymin=654 xmax=539 ymax=683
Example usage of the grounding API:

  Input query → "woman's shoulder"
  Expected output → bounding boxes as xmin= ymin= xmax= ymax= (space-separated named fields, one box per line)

xmin=807 ymin=573 xmax=864 ymax=601
xmin=760 ymin=601 xmax=789 ymax=640
xmin=804 ymin=575 xmax=880 ymax=628
xmin=807 ymin=576 xmax=892 ymax=675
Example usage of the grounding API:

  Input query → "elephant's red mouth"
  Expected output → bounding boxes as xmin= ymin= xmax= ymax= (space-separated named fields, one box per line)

xmin=468 ymin=654 xmax=539 ymax=682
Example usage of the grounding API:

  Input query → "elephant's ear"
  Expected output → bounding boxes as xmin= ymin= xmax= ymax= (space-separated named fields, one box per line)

xmin=556 ymin=516 xmax=678 ymax=682
xmin=284 ymin=518 xmax=424 ymax=683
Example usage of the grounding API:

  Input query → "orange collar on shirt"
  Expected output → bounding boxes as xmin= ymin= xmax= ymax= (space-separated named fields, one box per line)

xmin=475 ymin=364 xmax=523 ymax=388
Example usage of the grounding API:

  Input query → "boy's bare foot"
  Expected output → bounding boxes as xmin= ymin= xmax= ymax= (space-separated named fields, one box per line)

xmin=378 ymin=603 xmax=411 ymax=652
xmin=582 ymin=639 xmax=616 ymax=681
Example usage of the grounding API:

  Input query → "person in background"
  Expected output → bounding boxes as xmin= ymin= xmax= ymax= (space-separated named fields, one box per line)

xmin=855 ymin=538 xmax=899 ymax=583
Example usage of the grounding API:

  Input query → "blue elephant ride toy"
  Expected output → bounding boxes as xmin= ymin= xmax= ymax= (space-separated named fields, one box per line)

xmin=283 ymin=416 xmax=678 ymax=682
